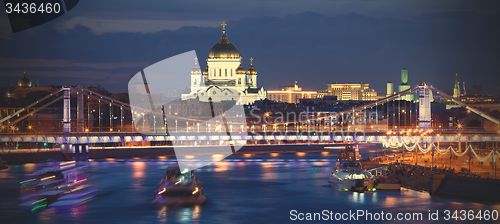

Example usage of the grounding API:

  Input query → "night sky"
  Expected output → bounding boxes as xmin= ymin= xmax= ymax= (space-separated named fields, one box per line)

xmin=0 ymin=0 xmax=499 ymax=96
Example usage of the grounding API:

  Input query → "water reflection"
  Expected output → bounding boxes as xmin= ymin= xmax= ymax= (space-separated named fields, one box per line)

xmin=131 ymin=161 xmax=146 ymax=179
xmin=214 ymin=162 xmax=231 ymax=172
xmin=37 ymin=207 xmax=55 ymax=224
xmin=157 ymin=206 xmax=167 ymax=223
xmin=24 ymin=163 xmax=36 ymax=173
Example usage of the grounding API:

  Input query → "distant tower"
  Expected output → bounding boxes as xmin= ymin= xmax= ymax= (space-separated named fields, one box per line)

xmin=190 ymin=57 xmax=202 ymax=92
xmin=386 ymin=82 xmax=393 ymax=97
xmin=398 ymin=68 xmax=412 ymax=101
xmin=462 ymin=81 xmax=466 ymax=96
xmin=453 ymin=73 xmax=460 ymax=98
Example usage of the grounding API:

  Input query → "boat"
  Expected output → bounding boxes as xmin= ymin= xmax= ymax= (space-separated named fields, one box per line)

xmin=328 ymin=160 xmax=375 ymax=192
xmin=152 ymin=165 xmax=206 ymax=206
xmin=328 ymin=144 xmax=375 ymax=192
xmin=18 ymin=161 xmax=95 ymax=211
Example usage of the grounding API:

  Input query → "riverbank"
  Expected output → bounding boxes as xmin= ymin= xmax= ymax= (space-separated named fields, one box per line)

xmin=384 ymin=162 xmax=500 ymax=202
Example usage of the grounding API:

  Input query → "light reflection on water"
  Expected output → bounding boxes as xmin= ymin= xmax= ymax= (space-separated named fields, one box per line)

xmin=0 ymin=151 xmax=499 ymax=223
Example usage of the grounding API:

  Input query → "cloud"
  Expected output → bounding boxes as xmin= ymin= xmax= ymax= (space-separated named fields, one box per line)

xmin=57 ymin=17 xmax=222 ymax=34
xmin=0 ymin=58 xmax=148 ymax=69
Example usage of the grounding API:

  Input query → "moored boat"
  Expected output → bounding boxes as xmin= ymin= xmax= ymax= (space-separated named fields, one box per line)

xmin=329 ymin=160 xmax=375 ymax=192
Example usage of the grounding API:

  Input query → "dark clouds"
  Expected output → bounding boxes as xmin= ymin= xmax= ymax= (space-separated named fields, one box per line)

xmin=0 ymin=7 xmax=499 ymax=95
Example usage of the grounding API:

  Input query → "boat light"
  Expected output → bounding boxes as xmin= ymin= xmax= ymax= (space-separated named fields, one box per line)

xmin=60 ymin=161 xmax=76 ymax=166
xmin=40 ymin=175 xmax=55 ymax=181
xmin=192 ymin=187 xmax=199 ymax=195
xmin=158 ymin=188 xmax=166 ymax=195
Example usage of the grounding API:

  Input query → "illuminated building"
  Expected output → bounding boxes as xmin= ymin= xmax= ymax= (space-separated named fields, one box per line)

xmin=319 ymin=83 xmax=378 ymax=101
xmin=453 ymin=73 xmax=460 ymax=98
xmin=398 ymin=68 xmax=413 ymax=101
xmin=267 ymin=82 xmax=317 ymax=104
xmin=386 ymin=82 xmax=394 ymax=97
xmin=182 ymin=22 xmax=266 ymax=105
xmin=2 ymin=68 xmax=57 ymax=100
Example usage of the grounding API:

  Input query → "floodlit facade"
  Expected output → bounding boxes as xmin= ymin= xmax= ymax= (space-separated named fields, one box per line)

xmin=267 ymin=82 xmax=317 ymax=104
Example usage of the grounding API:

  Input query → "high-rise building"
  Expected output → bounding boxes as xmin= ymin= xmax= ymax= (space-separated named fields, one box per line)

xmin=398 ymin=68 xmax=413 ymax=101
xmin=453 ymin=73 xmax=460 ymax=98
xmin=386 ymin=82 xmax=394 ymax=97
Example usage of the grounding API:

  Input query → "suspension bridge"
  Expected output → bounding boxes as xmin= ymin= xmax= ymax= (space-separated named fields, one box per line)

xmin=0 ymin=82 xmax=499 ymax=154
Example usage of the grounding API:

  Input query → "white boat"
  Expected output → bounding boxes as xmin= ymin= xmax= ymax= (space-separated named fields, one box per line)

xmin=152 ymin=165 xmax=206 ymax=206
xmin=328 ymin=161 xmax=375 ymax=192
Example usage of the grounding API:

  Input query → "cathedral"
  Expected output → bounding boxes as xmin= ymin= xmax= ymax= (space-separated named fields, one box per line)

xmin=181 ymin=22 xmax=266 ymax=105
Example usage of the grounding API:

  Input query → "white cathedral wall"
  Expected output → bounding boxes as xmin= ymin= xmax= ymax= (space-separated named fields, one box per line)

xmin=207 ymin=59 xmax=240 ymax=80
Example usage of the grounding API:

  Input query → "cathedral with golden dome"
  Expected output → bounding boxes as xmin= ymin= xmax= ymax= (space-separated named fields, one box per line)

xmin=181 ymin=22 xmax=266 ymax=105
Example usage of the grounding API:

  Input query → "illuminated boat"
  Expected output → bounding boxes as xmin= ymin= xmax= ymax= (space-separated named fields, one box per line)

xmin=18 ymin=161 xmax=95 ymax=211
xmin=152 ymin=165 xmax=206 ymax=206
xmin=328 ymin=160 xmax=375 ymax=192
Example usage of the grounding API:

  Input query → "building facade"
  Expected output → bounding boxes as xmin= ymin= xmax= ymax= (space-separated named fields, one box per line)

xmin=267 ymin=82 xmax=317 ymax=104
xmin=181 ymin=23 xmax=266 ymax=105
xmin=320 ymin=83 xmax=378 ymax=101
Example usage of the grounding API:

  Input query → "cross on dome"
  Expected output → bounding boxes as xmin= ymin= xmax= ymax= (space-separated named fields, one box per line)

xmin=221 ymin=22 xmax=227 ymax=34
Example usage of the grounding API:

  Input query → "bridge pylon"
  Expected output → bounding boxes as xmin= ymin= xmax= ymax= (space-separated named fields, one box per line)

xmin=418 ymin=82 xmax=431 ymax=130
xmin=77 ymin=85 xmax=85 ymax=132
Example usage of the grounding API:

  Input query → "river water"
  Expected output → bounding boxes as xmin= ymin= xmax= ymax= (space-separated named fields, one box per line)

xmin=0 ymin=147 xmax=499 ymax=223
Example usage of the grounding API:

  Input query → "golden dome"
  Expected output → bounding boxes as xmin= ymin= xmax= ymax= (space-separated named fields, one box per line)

xmin=208 ymin=23 xmax=239 ymax=59
xmin=18 ymin=74 xmax=32 ymax=88
xmin=191 ymin=62 xmax=201 ymax=75
xmin=208 ymin=34 xmax=239 ymax=59
xmin=203 ymin=66 xmax=208 ymax=76
xmin=235 ymin=63 xmax=246 ymax=74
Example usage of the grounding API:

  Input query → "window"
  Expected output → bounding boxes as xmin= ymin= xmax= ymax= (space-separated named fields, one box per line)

xmin=219 ymin=69 xmax=221 ymax=77
xmin=238 ymin=78 xmax=241 ymax=84
xmin=231 ymin=69 xmax=233 ymax=76
xmin=225 ymin=69 xmax=227 ymax=76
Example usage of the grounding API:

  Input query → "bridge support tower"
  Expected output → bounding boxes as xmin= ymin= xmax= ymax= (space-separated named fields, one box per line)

xmin=418 ymin=82 xmax=431 ymax=130
xmin=77 ymin=85 xmax=84 ymax=132
xmin=60 ymin=84 xmax=88 ymax=160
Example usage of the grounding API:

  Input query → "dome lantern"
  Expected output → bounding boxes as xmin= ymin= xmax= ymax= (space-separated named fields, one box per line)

xmin=208 ymin=22 xmax=240 ymax=59
xmin=236 ymin=62 xmax=246 ymax=74
xmin=191 ymin=57 xmax=201 ymax=75
xmin=246 ymin=57 xmax=257 ymax=76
